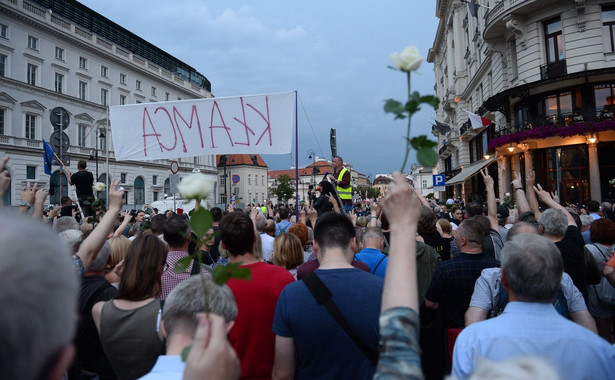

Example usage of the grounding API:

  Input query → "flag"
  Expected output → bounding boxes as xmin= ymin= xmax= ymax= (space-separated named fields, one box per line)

xmin=42 ymin=139 xmax=54 ymax=175
xmin=464 ymin=109 xmax=493 ymax=129
xmin=433 ymin=120 xmax=451 ymax=134
xmin=461 ymin=0 xmax=480 ymax=17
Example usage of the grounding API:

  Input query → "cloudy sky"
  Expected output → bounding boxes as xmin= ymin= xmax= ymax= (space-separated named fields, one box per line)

xmin=79 ymin=0 xmax=439 ymax=178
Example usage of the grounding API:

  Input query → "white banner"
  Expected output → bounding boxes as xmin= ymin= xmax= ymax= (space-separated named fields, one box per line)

xmin=110 ymin=92 xmax=295 ymax=161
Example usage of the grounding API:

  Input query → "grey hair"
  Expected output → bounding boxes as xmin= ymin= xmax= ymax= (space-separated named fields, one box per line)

xmin=162 ymin=275 xmax=237 ymax=337
xmin=89 ymin=240 xmax=111 ymax=272
xmin=538 ymin=208 xmax=568 ymax=237
xmin=53 ymin=216 xmax=79 ymax=233
xmin=580 ymin=215 xmax=594 ymax=228
xmin=58 ymin=229 xmax=83 ymax=253
xmin=601 ymin=202 xmax=613 ymax=212
xmin=468 ymin=355 xmax=561 ymax=380
xmin=500 ymin=234 xmax=563 ymax=303
xmin=255 ymin=212 xmax=267 ymax=232
xmin=0 ymin=213 xmax=79 ymax=380
xmin=362 ymin=227 xmax=385 ymax=244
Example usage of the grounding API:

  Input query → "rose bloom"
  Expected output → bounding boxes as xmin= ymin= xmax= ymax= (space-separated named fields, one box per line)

xmin=391 ymin=45 xmax=423 ymax=72
xmin=92 ymin=182 xmax=106 ymax=192
xmin=177 ymin=173 xmax=215 ymax=200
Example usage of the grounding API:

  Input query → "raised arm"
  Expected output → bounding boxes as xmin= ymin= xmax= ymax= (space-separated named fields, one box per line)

xmin=0 ymin=156 xmax=10 ymax=207
xmin=112 ymin=213 xmax=132 ymax=238
xmin=480 ymin=168 xmax=499 ymax=233
xmin=525 ymin=171 xmax=541 ymax=219
xmin=32 ymin=188 xmax=49 ymax=219
xmin=511 ymin=172 xmax=530 ymax=217
xmin=381 ymin=171 xmax=420 ymax=312
xmin=533 ymin=184 xmax=575 ymax=226
xmin=76 ymin=179 xmax=124 ymax=271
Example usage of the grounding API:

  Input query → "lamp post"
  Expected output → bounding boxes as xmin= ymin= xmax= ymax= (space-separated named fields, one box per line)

xmin=95 ymin=128 xmax=105 ymax=180
xmin=308 ymin=149 xmax=316 ymax=186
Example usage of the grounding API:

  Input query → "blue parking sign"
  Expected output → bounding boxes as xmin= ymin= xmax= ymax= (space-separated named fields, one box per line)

xmin=433 ymin=174 xmax=445 ymax=187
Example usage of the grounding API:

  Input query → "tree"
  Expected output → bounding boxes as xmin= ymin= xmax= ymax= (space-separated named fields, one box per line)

xmin=355 ymin=185 xmax=380 ymax=200
xmin=270 ymin=174 xmax=295 ymax=203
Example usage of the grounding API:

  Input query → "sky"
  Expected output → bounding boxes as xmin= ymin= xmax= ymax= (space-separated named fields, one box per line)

xmin=79 ymin=0 xmax=439 ymax=179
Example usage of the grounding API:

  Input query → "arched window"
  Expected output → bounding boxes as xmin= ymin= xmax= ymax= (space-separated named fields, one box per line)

xmin=50 ymin=171 xmax=68 ymax=205
xmin=164 ymin=178 xmax=170 ymax=196
xmin=134 ymin=176 xmax=145 ymax=207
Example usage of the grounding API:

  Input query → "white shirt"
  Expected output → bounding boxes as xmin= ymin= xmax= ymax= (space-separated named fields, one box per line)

xmin=261 ymin=232 xmax=274 ymax=261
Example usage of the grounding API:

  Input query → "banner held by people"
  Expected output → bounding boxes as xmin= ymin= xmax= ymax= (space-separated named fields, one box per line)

xmin=110 ymin=92 xmax=295 ymax=161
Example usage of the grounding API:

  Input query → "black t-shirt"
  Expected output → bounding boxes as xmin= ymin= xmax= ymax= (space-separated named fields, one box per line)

xmin=421 ymin=231 xmax=447 ymax=262
xmin=555 ymin=225 xmax=588 ymax=299
xmin=71 ymin=170 xmax=94 ymax=198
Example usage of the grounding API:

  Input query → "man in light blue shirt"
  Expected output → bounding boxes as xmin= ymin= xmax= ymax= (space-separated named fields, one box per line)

xmin=354 ymin=227 xmax=388 ymax=278
xmin=452 ymin=234 xmax=615 ymax=380
xmin=140 ymin=276 xmax=237 ymax=379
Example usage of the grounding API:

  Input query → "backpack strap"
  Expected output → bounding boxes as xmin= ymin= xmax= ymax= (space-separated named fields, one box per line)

xmin=372 ymin=255 xmax=387 ymax=274
xmin=302 ymin=272 xmax=378 ymax=366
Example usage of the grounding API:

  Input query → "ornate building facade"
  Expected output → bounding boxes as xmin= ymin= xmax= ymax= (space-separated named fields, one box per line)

xmin=0 ymin=0 xmax=216 ymax=208
xmin=429 ymin=0 xmax=615 ymax=204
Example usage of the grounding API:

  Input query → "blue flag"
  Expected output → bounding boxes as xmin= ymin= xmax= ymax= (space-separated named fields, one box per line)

xmin=42 ymin=139 xmax=54 ymax=175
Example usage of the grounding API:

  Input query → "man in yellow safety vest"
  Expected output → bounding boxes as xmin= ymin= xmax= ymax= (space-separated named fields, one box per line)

xmin=327 ymin=156 xmax=353 ymax=213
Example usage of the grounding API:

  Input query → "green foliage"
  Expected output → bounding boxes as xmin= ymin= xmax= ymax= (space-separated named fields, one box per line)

xmin=212 ymin=262 xmax=251 ymax=285
xmin=409 ymin=135 xmax=438 ymax=168
xmin=355 ymin=184 xmax=380 ymax=199
xmin=174 ymin=255 xmax=193 ymax=273
xmin=271 ymin=174 xmax=295 ymax=201
xmin=189 ymin=207 xmax=213 ymax=239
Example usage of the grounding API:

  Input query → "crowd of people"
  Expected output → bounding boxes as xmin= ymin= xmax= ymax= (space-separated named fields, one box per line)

xmin=1 ymin=153 xmax=615 ymax=380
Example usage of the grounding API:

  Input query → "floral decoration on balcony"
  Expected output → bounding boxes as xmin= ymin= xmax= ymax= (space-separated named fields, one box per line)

xmin=488 ymin=119 xmax=615 ymax=152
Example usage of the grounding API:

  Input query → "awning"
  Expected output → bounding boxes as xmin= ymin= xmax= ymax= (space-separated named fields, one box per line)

xmin=446 ymin=158 xmax=494 ymax=185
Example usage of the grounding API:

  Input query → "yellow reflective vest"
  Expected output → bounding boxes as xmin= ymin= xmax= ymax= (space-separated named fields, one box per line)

xmin=336 ymin=168 xmax=352 ymax=200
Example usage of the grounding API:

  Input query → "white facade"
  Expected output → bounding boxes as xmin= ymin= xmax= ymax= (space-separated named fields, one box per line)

xmin=0 ymin=0 xmax=217 ymax=208
xmin=428 ymin=0 xmax=615 ymax=204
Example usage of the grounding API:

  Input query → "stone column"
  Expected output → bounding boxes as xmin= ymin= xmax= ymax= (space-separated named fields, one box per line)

xmin=588 ymin=141 xmax=601 ymax=201
xmin=497 ymin=155 xmax=508 ymax=198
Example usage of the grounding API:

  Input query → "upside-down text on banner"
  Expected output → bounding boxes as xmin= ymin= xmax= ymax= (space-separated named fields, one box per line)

xmin=109 ymin=92 xmax=295 ymax=161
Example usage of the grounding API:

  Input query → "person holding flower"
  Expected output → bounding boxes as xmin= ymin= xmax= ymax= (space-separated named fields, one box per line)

xmin=66 ymin=160 xmax=94 ymax=216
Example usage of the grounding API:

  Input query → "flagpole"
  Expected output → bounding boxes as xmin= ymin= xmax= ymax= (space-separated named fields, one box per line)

xmin=294 ymin=91 xmax=299 ymax=217
xmin=106 ymin=107 xmax=110 ymax=206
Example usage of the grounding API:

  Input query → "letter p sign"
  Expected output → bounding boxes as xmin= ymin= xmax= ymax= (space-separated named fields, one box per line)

xmin=433 ymin=174 xmax=445 ymax=187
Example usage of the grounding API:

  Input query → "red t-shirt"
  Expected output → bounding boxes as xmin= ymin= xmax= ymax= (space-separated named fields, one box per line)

xmin=227 ymin=262 xmax=295 ymax=379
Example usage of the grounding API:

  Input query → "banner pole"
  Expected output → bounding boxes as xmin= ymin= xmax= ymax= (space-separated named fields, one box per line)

xmin=294 ymin=91 xmax=299 ymax=217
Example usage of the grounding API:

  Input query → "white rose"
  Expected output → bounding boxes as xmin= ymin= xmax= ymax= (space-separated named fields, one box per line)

xmin=178 ymin=173 xmax=215 ymax=200
xmin=505 ymin=192 xmax=510 ymax=197
xmin=390 ymin=45 xmax=424 ymax=72
xmin=92 ymin=182 xmax=106 ymax=192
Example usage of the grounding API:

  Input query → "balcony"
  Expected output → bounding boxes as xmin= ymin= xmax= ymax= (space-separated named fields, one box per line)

xmin=540 ymin=59 xmax=567 ymax=80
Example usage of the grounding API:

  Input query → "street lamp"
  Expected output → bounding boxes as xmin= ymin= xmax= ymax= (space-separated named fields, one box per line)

xmin=95 ymin=128 xmax=105 ymax=179
xmin=308 ymin=149 xmax=316 ymax=186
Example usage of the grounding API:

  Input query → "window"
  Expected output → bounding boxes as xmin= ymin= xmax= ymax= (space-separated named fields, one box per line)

xmin=0 ymin=54 xmax=6 ymax=77
xmin=27 ymin=64 xmax=37 ymax=85
xmin=164 ymin=178 xmax=170 ymax=194
xmin=100 ymin=133 xmax=106 ymax=150
xmin=136 ymin=100 xmax=142 ymax=104
xmin=220 ymin=175 xmax=225 ymax=186
xmin=79 ymin=81 xmax=87 ymax=100
xmin=100 ymin=66 xmax=108 ymax=77
xmin=119 ymin=94 xmax=126 ymax=105
xmin=595 ymin=84 xmax=615 ymax=117
xmin=165 ymin=92 xmax=170 ymax=101
xmin=136 ymin=80 xmax=142 ymax=90
xmin=248 ymin=174 xmax=251 ymax=185
xmin=27 ymin=35 xmax=38 ymax=50
xmin=262 ymin=175 xmax=265 ymax=186
xmin=100 ymin=88 xmax=108 ymax=106
xmin=0 ymin=109 xmax=5 ymax=135
xmin=151 ymin=86 xmax=157 ymax=96
xmin=54 ymin=73 xmax=64 ymax=93
xmin=603 ymin=6 xmax=615 ymax=52
xmin=120 ymin=73 xmax=126 ymax=84
xmin=55 ymin=47 xmax=64 ymax=60
xmin=0 ymin=24 xmax=7 ymax=38
xmin=134 ymin=177 xmax=145 ymax=206
xmin=152 ymin=175 xmax=157 ymax=185
xmin=25 ymin=114 xmax=36 ymax=139
xmin=79 ymin=56 xmax=87 ymax=69
xmin=78 ymin=124 xmax=87 ymax=147
xmin=422 ymin=179 xmax=428 ymax=189
xmin=26 ymin=166 xmax=35 ymax=180
xmin=120 ymin=173 xmax=126 ymax=183
xmin=153 ymin=192 xmax=158 ymax=202
xmin=544 ymin=18 xmax=564 ymax=63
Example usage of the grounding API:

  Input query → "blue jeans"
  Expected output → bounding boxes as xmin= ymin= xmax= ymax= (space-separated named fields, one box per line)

xmin=343 ymin=203 xmax=353 ymax=213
